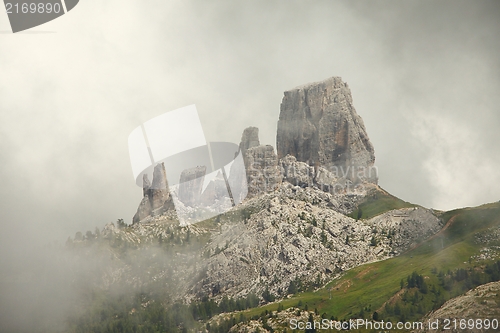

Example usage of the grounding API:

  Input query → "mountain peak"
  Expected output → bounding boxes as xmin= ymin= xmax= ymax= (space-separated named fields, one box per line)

xmin=277 ymin=76 xmax=377 ymax=184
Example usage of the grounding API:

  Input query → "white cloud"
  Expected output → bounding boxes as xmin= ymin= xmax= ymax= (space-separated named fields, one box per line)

xmin=410 ymin=112 xmax=500 ymax=210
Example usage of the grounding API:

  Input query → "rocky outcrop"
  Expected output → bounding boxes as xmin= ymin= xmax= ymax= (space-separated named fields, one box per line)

xmin=225 ymin=308 xmax=321 ymax=332
xmin=133 ymin=196 xmax=152 ymax=223
xmin=177 ymin=166 xmax=207 ymax=207
xmin=239 ymin=127 xmax=260 ymax=161
xmin=142 ymin=174 xmax=151 ymax=196
xmin=366 ymin=206 xmax=443 ymax=255
xmin=234 ymin=127 xmax=282 ymax=198
xmin=277 ymin=77 xmax=377 ymax=184
xmin=190 ymin=185 xmax=442 ymax=301
xmin=245 ymin=145 xmax=282 ymax=197
xmin=414 ymin=281 xmax=500 ymax=333
xmin=221 ymin=128 xmax=260 ymax=204
xmin=149 ymin=163 xmax=170 ymax=211
xmin=132 ymin=76 xmax=378 ymax=221
xmin=133 ymin=163 xmax=173 ymax=223
xmin=280 ymin=154 xmax=314 ymax=188
xmin=133 ymin=175 xmax=153 ymax=223
xmin=280 ymin=154 xmax=356 ymax=195
xmin=314 ymin=164 xmax=342 ymax=193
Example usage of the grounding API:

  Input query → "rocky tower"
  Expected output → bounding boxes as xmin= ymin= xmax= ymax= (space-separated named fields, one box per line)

xmin=236 ymin=127 xmax=281 ymax=197
xmin=132 ymin=163 xmax=173 ymax=223
xmin=277 ymin=77 xmax=377 ymax=183
xmin=239 ymin=126 xmax=260 ymax=159
xmin=177 ymin=166 xmax=207 ymax=207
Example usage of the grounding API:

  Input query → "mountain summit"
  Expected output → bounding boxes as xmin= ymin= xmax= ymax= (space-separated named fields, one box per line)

xmin=277 ymin=77 xmax=377 ymax=184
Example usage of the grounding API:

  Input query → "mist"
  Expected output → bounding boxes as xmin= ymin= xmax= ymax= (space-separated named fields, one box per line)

xmin=1 ymin=0 xmax=499 ymax=331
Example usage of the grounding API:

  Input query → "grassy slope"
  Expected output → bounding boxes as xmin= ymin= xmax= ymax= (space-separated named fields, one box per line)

xmin=243 ymin=201 xmax=500 ymax=327
xmin=70 ymin=195 xmax=500 ymax=332
xmin=348 ymin=187 xmax=417 ymax=220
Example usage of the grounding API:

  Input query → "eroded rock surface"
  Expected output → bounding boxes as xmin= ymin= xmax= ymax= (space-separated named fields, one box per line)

xmin=133 ymin=163 xmax=173 ymax=223
xmin=245 ymin=145 xmax=282 ymax=197
xmin=239 ymin=126 xmax=260 ymax=161
xmin=277 ymin=77 xmax=377 ymax=183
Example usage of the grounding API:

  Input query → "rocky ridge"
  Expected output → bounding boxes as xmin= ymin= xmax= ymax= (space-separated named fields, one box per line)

xmin=208 ymin=307 xmax=323 ymax=332
xmin=80 ymin=181 xmax=442 ymax=305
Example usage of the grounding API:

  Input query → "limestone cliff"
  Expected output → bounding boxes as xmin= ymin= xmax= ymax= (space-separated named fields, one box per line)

xmin=150 ymin=162 xmax=170 ymax=211
xmin=277 ymin=77 xmax=377 ymax=183
xmin=132 ymin=163 xmax=173 ymax=223
xmin=239 ymin=126 xmax=260 ymax=160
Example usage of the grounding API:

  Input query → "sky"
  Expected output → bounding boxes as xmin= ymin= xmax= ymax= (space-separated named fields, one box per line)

xmin=0 ymin=1 xmax=499 ymax=329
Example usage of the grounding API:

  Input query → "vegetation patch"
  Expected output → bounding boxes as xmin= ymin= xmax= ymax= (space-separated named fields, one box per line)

xmin=349 ymin=187 xmax=417 ymax=220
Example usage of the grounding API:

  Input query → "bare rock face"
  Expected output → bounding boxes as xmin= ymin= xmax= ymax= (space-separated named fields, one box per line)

xmin=133 ymin=196 xmax=152 ymax=223
xmin=245 ymin=145 xmax=282 ymax=197
xmin=314 ymin=164 xmax=340 ymax=193
xmin=280 ymin=154 xmax=344 ymax=194
xmin=277 ymin=77 xmax=377 ymax=184
xmin=133 ymin=163 xmax=173 ymax=223
xmin=142 ymin=174 xmax=151 ymax=196
xmin=239 ymin=126 xmax=261 ymax=179
xmin=133 ymin=175 xmax=153 ymax=223
xmin=236 ymin=127 xmax=281 ymax=198
xmin=178 ymin=166 xmax=207 ymax=207
xmin=239 ymin=127 xmax=260 ymax=159
xmin=280 ymin=154 xmax=314 ymax=188
xmin=190 ymin=187 xmax=441 ymax=303
xmin=149 ymin=163 xmax=170 ymax=212
xmin=223 ymin=127 xmax=262 ymax=204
